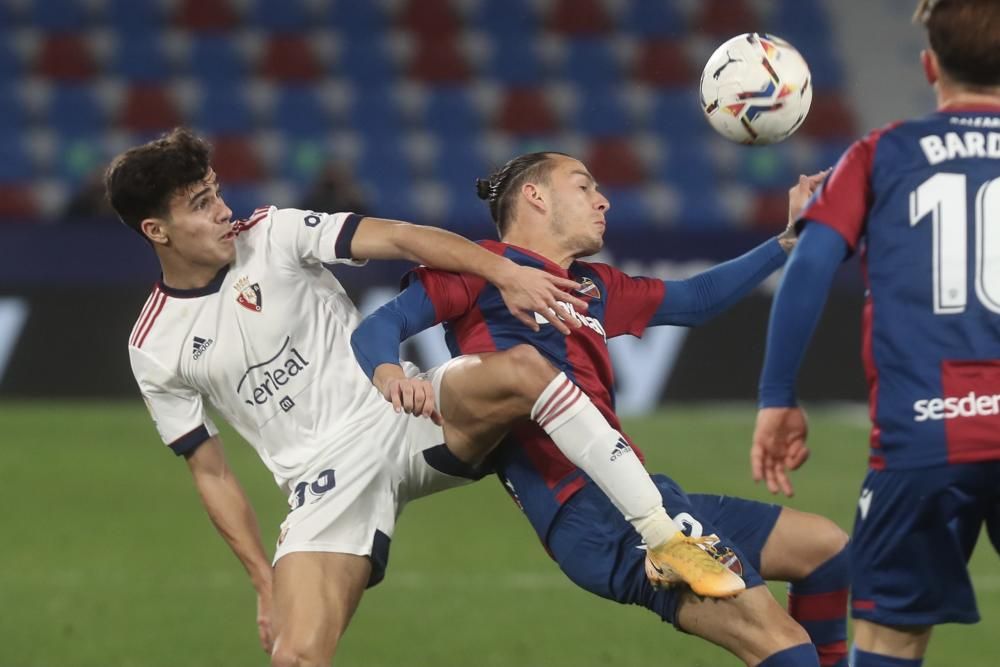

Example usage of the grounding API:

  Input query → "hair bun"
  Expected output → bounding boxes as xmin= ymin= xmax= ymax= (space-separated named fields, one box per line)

xmin=475 ymin=178 xmax=492 ymax=200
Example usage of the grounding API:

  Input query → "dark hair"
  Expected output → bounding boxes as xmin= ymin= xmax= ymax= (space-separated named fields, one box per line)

xmin=914 ymin=0 xmax=1000 ymax=87
xmin=105 ymin=127 xmax=212 ymax=239
xmin=475 ymin=151 xmax=567 ymax=236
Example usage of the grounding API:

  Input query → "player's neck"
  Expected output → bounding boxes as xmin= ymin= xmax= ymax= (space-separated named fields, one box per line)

xmin=936 ymin=80 xmax=1000 ymax=110
xmin=159 ymin=254 xmax=229 ymax=291
xmin=501 ymin=231 xmax=574 ymax=269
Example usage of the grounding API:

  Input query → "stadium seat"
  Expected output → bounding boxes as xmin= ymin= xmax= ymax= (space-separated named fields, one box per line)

xmin=259 ymin=35 xmax=323 ymax=82
xmin=483 ymin=37 xmax=544 ymax=85
xmin=174 ymin=0 xmax=239 ymax=31
xmin=420 ymin=87 xmax=483 ymax=139
xmin=120 ymin=85 xmax=181 ymax=133
xmin=397 ymin=0 xmax=461 ymax=40
xmin=187 ymin=35 xmax=249 ymax=84
xmin=632 ymin=39 xmax=695 ymax=88
xmin=35 ymin=34 xmax=96 ymax=81
xmin=28 ymin=0 xmax=91 ymax=31
xmin=0 ymin=30 xmax=22 ymax=78
xmin=546 ymin=0 xmax=612 ymax=36
xmin=800 ymin=91 xmax=857 ymax=140
xmin=191 ymin=84 xmax=256 ymax=135
xmin=617 ymin=0 xmax=686 ymax=38
xmin=334 ymin=35 xmax=395 ymax=86
xmin=408 ymin=38 xmax=470 ymax=84
xmin=47 ymin=84 xmax=107 ymax=135
xmin=657 ymin=140 xmax=718 ymax=193
xmin=0 ymin=84 xmax=30 ymax=129
xmin=211 ymin=136 xmax=266 ymax=184
xmin=271 ymin=85 xmax=331 ymax=138
xmin=647 ymin=89 xmax=709 ymax=140
xmin=0 ymin=133 xmax=36 ymax=183
xmin=601 ymin=187 xmax=649 ymax=227
xmin=587 ymin=138 xmax=645 ymax=187
xmin=567 ymin=88 xmax=632 ymax=138
xmin=104 ymin=0 xmax=164 ymax=29
xmin=247 ymin=0 xmax=312 ymax=31
xmin=694 ymin=0 xmax=759 ymax=38
xmin=470 ymin=0 xmax=538 ymax=38
xmin=495 ymin=87 xmax=558 ymax=136
xmin=560 ymin=38 xmax=622 ymax=89
xmin=326 ymin=1 xmax=387 ymax=31
xmin=345 ymin=85 xmax=405 ymax=136
xmin=110 ymin=34 xmax=171 ymax=83
xmin=51 ymin=135 xmax=107 ymax=184
xmin=0 ymin=184 xmax=39 ymax=218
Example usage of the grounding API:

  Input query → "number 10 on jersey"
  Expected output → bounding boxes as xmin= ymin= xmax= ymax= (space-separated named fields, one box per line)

xmin=910 ymin=173 xmax=1000 ymax=314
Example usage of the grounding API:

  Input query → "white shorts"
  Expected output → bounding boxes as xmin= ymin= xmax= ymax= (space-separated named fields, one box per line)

xmin=272 ymin=359 xmax=474 ymax=586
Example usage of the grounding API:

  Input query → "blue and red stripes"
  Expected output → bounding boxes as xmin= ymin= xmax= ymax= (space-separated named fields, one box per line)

xmin=788 ymin=547 xmax=850 ymax=667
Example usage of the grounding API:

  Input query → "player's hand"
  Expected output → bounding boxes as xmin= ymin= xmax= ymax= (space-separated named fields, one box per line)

xmin=780 ymin=170 xmax=831 ymax=253
xmin=495 ymin=263 xmax=588 ymax=335
xmin=381 ymin=375 xmax=442 ymax=425
xmin=751 ymin=406 xmax=810 ymax=497
xmin=256 ymin=586 xmax=274 ymax=655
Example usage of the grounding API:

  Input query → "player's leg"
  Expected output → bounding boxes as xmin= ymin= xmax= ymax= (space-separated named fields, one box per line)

xmin=431 ymin=346 xmax=742 ymax=594
xmin=269 ymin=552 xmax=371 ymax=667
xmin=848 ymin=464 xmax=988 ymax=667
xmin=758 ymin=508 xmax=850 ymax=667
xmin=547 ymin=476 xmax=817 ymax=667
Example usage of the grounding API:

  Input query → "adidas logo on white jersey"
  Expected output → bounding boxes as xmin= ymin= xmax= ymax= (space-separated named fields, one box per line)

xmin=192 ymin=336 xmax=214 ymax=360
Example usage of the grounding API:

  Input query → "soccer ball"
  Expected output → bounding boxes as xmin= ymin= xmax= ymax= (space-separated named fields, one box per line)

xmin=699 ymin=33 xmax=812 ymax=145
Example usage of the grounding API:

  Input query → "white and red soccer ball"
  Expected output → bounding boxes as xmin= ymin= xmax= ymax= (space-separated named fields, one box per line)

xmin=700 ymin=33 xmax=813 ymax=145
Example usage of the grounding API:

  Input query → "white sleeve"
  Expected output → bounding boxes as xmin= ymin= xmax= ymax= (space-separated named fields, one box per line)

xmin=266 ymin=207 xmax=368 ymax=268
xmin=129 ymin=346 xmax=219 ymax=456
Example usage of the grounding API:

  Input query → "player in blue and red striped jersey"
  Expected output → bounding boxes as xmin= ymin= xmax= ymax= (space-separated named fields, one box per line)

xmin=752 ymin=2 xmax=1000 ymax=666
xmin=352 ymin=152 xmax=851 ymax=667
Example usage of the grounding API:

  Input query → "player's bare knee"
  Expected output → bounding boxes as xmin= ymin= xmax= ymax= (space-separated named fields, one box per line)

xmin=270 ymin=645 xmax=330 ymax=667
xmin=504 ymin=344 xmax=558 ymax=398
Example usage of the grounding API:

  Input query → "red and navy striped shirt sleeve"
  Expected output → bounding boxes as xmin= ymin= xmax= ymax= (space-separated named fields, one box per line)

xmin=586 ymin=263 xmax=665 ymax=338
xmin=405 ymin=267 xmax=487 ymax=323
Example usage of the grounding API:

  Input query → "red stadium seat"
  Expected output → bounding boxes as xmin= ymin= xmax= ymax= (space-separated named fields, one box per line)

xmin=750 ymin=190 xmax=789 ymax=231
xmin=175 ymin=0 xmax=239 ymax=31
xmin=694 ymin=0 xmax=758 ymax=37
xmin=0 ymin=185 xmax=38 ymax=219
xmin=496 ymin=87 xmax=558 ymax=135
xmin=120 ymin=85 xmax=181 ymax=132
xmin=408 ymin=38 xmax=469 ymax=83
xmin=800 ymin=91 xmax=857 ymax=140
xmin=397 ymin=0 xmax=460 ymax=39
xmin=210 ymin=136 xmax=265 ymax=184
xmin=259 ymin=35 xmax=323 ymax=82
xmin=587 ymin=138 xmax=645 ymax=187
xmin=35 ymin=34 xmax=96 ymax=81
xmin=632 ymin=39 xmax=694 ymax=87
xmin=546 ymin=0 xmax=612 ymax=35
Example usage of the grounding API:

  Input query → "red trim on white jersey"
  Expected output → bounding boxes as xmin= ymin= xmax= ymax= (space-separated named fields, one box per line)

xmin=234 ymin=206 xmax=270 ymax=235
xmin=132 ymin=288 xmax=167 ymax=349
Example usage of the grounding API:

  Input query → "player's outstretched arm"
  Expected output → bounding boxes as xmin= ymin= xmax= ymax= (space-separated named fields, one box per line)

xmin=185 ymin=437 xmax=274 ymax=654
xmin=753 ymin=222 xmax=848 ymax=495
xmin=347 ymin=216 xmax=586 ymax=334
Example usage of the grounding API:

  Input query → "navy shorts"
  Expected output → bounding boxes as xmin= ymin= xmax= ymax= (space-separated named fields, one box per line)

xmin=850 ymin=461 xmax=1000 ymax=626
xmin=546 ymin=474 xmax=782 ymax=627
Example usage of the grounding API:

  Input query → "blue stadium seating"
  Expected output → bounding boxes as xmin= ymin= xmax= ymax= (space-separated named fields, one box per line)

xmin=567 ymin=88 xmax=632 ymax=137
xmin=618 ymin=0 xmax=686 ymax=37
xmin=647 ymin=89 xmax=709 ymax=140
xmin=470 ymin=0 xmax=538 ymax=40
xmin=334 ymin=37 xmax=395 ymax=86
xmin=272 ymin=86 xmax=331 ymax=138
xmin=28 ymin=0 xmax=90 ymax=30
xmin=421 ymin=87 xmax=483 ymax=139
xmin=104 ymin=0 xmax=164 ymax=29
xmin=191 ymin=84 xmax=256 ymax=135
xmin=187 ymin=36 xmax=248 ymax=84
xmin=327 ymin=1 xmax=387 ymax=32
xmin=483 ymin=37 xmax=544 ymax=85
xmin=560 ymin=39 xmax=622 ymax=88
xmin=111 ymin=35 xmax=171 ymax=82
xmin=0 ymin=132 xmax=35 ymax=183
xmin=247 ymin=0 xmax=312 ymax=31
xmin=47 ymin=85 xmax=106 ymax=135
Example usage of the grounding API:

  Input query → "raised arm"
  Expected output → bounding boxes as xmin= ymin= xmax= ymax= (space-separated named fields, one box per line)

xmin=185 ymin=437 xmax=274 ymax=655
xmin=349 ymin=217 xmax=585 ymax=334
xmin=751 ymin=222 xmax=849 ymax=496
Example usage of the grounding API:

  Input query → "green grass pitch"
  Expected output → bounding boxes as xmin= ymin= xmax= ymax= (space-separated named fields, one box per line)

xmin=3 ymin=402 xmax=997 ymax=666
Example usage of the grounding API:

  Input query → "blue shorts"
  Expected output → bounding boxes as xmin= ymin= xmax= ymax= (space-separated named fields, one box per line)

xmin=850 ymin=461 xmax=1000 ymax=626
xmin=546 ymin=474 xmax=782 ymax=627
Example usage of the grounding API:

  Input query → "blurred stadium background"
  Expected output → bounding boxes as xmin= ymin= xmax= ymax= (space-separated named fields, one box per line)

xmin=0 ymin=0 xmax=996 ymax=665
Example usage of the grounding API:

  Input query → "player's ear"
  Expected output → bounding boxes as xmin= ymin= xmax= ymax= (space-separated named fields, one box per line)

xmin=921 ymin=49 xmax=939 ymax=86
xmin=521 ymin=182 xmax=547 ymax=214
xmin=141 ymin=217 xmax=170 ymax=246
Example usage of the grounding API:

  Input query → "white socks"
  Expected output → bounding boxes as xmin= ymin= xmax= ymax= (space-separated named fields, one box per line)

xmin=531 ymin=373 xmax=677 ymax=548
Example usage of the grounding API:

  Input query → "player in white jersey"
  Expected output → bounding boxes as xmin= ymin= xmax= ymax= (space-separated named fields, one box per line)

xmin=110 ymin=129 xmax=741 ymax=667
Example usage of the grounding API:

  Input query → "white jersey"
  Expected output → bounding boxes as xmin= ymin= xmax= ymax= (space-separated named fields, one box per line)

xmin=128 ymin=206 xmax=398 ymax=492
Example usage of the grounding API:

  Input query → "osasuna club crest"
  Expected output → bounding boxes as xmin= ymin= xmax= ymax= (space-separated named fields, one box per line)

xmin=234 ymin=276 xmax=263 ymax=312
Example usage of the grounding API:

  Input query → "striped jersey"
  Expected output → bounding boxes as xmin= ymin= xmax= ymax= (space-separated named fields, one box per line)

xmin=802 ymin=103 xmax=1000 ymax=469
xmin=128 ymin=207 xmax=395 ymax=491
xmin=409 ymin=240 xmax=666 ymax=541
